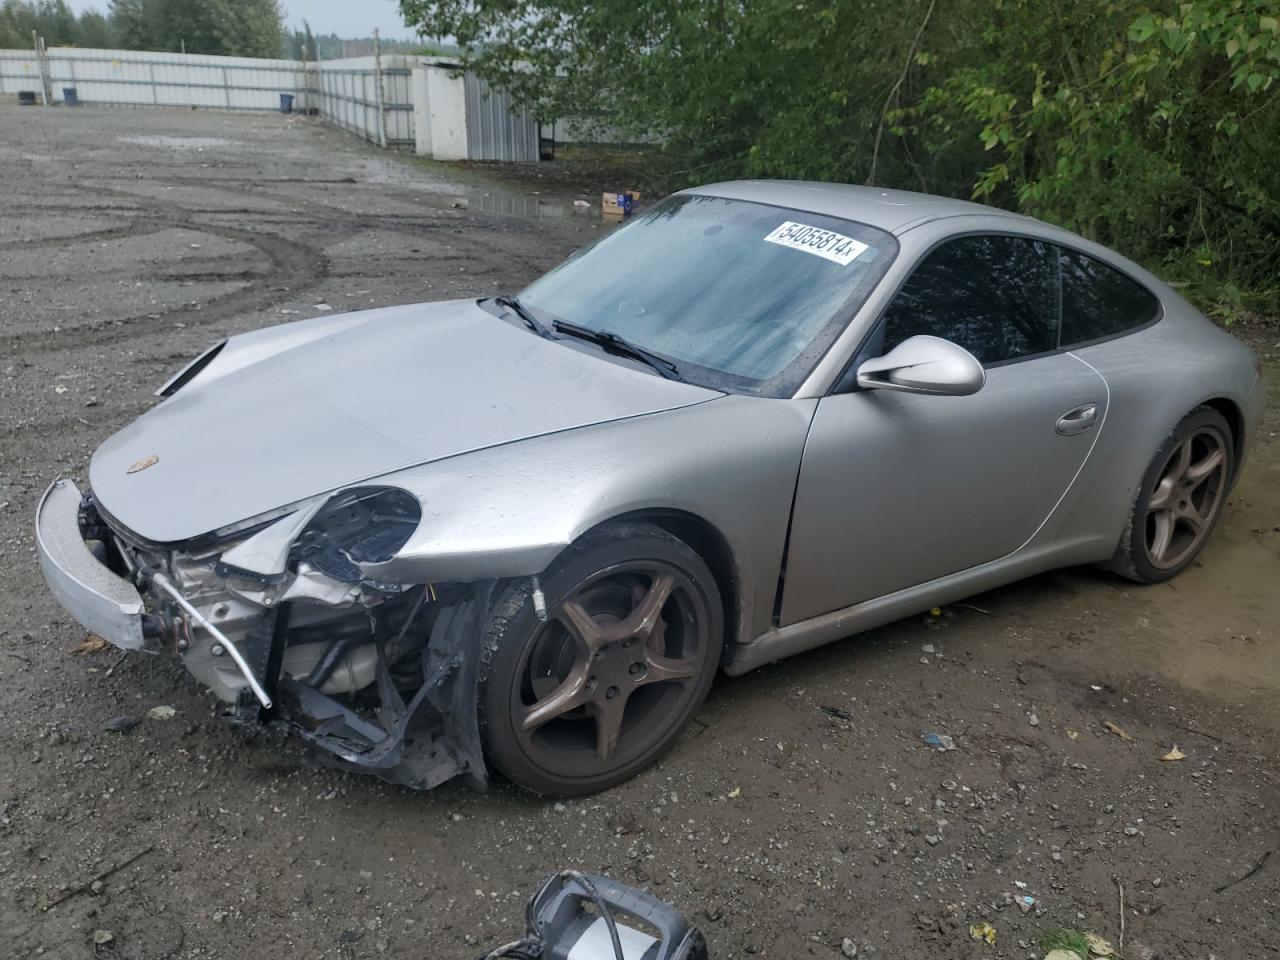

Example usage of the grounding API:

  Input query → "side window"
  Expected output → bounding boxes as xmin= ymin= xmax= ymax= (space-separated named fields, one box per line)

xmin=1060 ymin=249 xmax=1160 ymax=345
xmin=882 ymin=235 xmax=1058 ymax=365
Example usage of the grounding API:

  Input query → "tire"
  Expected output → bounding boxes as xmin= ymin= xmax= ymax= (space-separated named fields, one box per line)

xmin=1110 ymin=406 xmax=1234 ymax=583
xmin=479 ymin=522 xmax=723 ymax=796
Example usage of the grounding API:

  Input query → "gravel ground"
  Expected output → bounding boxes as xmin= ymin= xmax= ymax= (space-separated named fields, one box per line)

xmin=1 ymin=106 xmax=1278 ymax=960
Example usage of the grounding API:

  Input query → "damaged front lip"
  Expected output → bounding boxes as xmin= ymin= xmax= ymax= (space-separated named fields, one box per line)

xmin=36 ymin=478 xmax=493 ymax=792
xmin=35 ymin=479 xmax=147 ymax=651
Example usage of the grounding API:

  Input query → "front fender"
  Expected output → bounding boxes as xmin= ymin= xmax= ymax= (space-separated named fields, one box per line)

xmin=359 ymin=395 xmax=817 ymax=646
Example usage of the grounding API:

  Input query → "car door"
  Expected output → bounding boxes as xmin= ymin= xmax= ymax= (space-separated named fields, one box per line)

xmin=780 ymin=233 xmax=1110 ymax=626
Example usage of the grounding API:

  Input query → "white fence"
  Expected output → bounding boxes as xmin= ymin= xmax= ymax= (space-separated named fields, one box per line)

xmin=0 ymin=46 xmax=540 ymax=161
xmin=314 ymin=55 xmax=414 ymax=148
xmin=0 ymin=47 xmax=307 ymax=111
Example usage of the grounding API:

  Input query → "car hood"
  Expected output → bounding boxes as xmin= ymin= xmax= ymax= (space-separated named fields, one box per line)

xmin=89 ymin=299 xmax=719 ymax=543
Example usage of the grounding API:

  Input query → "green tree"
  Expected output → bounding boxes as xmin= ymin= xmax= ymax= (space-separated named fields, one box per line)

xmin=402 ymin=0 xmax=1280 ymax=314
xmin=902 ymin=0 xmax=1280 ymax=314
xmin=0 ymin=0 xmax=37 ymax=48
xmin=107 ymin=0 xmax=147 ymax=48
xmin=77 ymin=10 xmax=115 ymax=46
xmin=284 ymin=17 xmax=315 ymax=60
xmin=209 ymin=0 xmax=282 ymax=59
xmin=35 ymin=0 xmax=78 ymax=44
xmin=105 ymin=0 xmax=282 ymax=57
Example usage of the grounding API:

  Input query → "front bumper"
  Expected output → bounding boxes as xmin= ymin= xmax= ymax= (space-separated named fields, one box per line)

xmin=35 ymin=479 xmax=147 ymax=650
xmin=35 ymin=477 xmax=489 ymax=791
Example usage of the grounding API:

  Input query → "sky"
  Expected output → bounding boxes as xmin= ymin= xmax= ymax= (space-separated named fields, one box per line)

xmin=64 ymin=0 xmax=421 ymax=41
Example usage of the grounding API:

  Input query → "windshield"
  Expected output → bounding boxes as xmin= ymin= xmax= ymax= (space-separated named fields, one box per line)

xmin=519 ymin=194 xmax=897 ymax=395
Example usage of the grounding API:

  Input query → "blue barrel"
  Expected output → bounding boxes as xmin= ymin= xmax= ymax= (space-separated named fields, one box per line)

xmin=279 ymin=93 xmax=294 ymax=114
xmin=62 ymin=87 xmax=78 ymax=106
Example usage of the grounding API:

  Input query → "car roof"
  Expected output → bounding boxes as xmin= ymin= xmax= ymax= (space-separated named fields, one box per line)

xmin=684 ymin=180 xmax=1038 ymax=235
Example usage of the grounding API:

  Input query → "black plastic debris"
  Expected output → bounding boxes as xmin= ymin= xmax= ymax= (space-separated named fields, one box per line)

xmin=479 ymin=871 xmax=708 ymax=960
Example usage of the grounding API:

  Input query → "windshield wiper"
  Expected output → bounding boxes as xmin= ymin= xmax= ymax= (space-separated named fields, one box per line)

xmin=493 ymin=295 xmax=553 ymax=339
xmin=552 ymin=320 xmax=682 ymax=381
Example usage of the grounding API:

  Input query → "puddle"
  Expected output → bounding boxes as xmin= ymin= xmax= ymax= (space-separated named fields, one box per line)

xmin=462 ymin=190 xmax=595 ymax=221
xmin=119 ymin=135 xmax=240 ymax=150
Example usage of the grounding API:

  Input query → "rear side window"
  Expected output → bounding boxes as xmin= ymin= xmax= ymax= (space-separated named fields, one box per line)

xmin=882 ymin=235 xmax=1058 ymax=365
xmin=1059 ymin=250 xmax=1161 ymax=345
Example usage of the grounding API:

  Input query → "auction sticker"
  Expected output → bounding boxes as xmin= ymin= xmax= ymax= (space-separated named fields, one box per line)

xmin=763 ymin=221 xmax=868 ymax=265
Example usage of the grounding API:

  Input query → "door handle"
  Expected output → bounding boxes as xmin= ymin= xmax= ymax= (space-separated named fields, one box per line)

xmin=1056 ymin=403 xmax=1098 ymax=436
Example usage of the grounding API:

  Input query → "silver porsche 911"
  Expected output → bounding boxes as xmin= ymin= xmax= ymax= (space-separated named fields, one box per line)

xmin=37 ymin=181 xmax=1264 ymax=795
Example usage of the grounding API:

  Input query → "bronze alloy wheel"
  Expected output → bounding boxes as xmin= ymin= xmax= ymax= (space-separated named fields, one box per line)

xmin=481 ymin=522 xmax=723 ymax=795
xmin=1143 ymin=425 xmax=1229 ymax=570
xmin=513 ymin=561 xmax=709 ymax=776
xmin=1110 ymin=405 xmax=1235 ymax=584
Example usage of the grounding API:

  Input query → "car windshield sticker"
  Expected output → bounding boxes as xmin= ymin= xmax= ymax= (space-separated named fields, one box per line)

xmin=763 ymin=221 xmax=868 ymax=265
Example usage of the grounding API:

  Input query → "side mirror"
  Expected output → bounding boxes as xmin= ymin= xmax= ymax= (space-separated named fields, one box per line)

xmin=856 ymin=335 xmax=985 ymax=397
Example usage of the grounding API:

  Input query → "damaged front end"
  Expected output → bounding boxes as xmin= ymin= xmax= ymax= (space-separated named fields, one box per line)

xmin=40 ymin=478 xmax=494 ymax=791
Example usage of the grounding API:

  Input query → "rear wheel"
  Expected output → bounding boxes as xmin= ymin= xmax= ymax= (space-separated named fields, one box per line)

xmin=480 ymin=522 xmax=723 ymax=796
xmin=1111 ymin=406 xmax=1233 ymax=583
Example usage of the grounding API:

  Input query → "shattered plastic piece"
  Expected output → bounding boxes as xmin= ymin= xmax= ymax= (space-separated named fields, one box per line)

xmin=922 ymin=732 xmax=956 ymax=752
xmin=1016 ymin=894 xmax=1036 ymax=914
xmin=92 ymin=930 xmax=114 ymax=945
xmin=71 ymin=634 xmax=110 ymax=655
xmin=969 ymin=921 xmax=997 ymax=945
xmin=147 ymin=705 xmax=176 ymax=720
xmin=727 ymin=786 xmax=741 ymax=798
xmin=1085 ymin=932 xmax=1115 ymax=957
xmin=1161 ymin=745 xmax=1186 ymax=761
xmin=1103 ymin=720 xmax=1134 ymax=742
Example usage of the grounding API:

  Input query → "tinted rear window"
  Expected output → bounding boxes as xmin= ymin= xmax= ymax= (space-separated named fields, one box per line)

xmin=1060 ymin=250 xmax=1161 ymax=345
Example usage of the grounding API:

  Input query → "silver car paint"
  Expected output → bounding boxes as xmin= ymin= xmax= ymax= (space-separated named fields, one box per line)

xmin=855 ymin=335 xmax=987 ymax=395
xmin=35 ymin=479 xmax=146 ymax=650
xmin=218 ymin=498 xmax=327 ymax=575
xmin=88 ymin=299 xmax=717 ymax=543
xmin=357 ymin=394 xmax=818 ymax=648
xmin=61 ymin=181 xmax=1264 ymax=670
xmin=781 ymin=350 xmax=1112 ymax=625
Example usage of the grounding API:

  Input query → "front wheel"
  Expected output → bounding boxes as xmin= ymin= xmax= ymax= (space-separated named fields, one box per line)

xmin=1111 ymin=406 xmax=1234 ymax=583
xmin=479 ymin=522 xmax=723 ymax=796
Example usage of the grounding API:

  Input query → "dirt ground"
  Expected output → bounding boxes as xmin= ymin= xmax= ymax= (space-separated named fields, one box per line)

xmin=1 ymin=106 xmax=1278 ymax=960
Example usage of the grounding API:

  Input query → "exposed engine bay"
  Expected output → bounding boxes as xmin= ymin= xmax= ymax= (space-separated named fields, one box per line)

xmin=80 ymin=487 xmax=494 ymax=790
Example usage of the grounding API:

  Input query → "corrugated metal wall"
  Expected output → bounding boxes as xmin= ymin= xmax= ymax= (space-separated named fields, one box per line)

xmin=463 ymin=71 xmax=539 ymax=162
xmin=0 ymin=48 xmax=307 ymax=111
xmin=0 ymin=48 xmax=542 ymax=161
xmin=313 ymin=55 xmax=414 ymax=148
